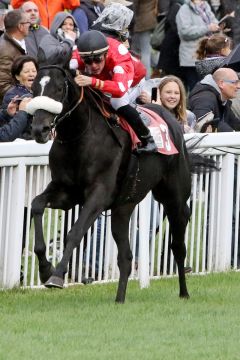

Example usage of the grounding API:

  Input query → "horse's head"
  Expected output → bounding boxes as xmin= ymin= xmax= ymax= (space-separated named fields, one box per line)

xmin=27 ymin=65 xmax=79 ymax=143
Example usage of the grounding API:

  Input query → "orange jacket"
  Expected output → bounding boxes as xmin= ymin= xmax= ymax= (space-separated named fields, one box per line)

xmin=11 ymin=0 xmax=80 ymax=29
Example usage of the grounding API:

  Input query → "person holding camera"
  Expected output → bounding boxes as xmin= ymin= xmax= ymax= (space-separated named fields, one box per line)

xmin=1 ymin=55 xmax=38 ymax=140
xmin=0 ymin=96 xmax=32 ymax=141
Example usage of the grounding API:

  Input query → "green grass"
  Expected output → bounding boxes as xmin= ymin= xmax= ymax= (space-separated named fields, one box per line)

xmin=0 ymin=272 xmax=239 ymax=360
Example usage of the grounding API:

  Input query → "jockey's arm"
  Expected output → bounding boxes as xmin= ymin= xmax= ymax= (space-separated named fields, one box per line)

xmin=74 ymin=62 xmax=134 ymax=98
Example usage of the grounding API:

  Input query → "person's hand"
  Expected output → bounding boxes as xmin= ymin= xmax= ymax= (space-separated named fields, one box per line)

xmin=64 ymin=30 xmax=77 ymax=42
xmin=74 ymin=73 xmax=92 ymax=87
xmin=138 ymin=91 xmax=151 ymax=104
xmin=205 ymin=125 xmax=213 ymax=133
xmin=7 ymin=97 xmax=18 ymax=116
xmin=19 ymin=97 xmax=33 ymax=111
xmin=208 ymin=23 xmax=220 ymax=32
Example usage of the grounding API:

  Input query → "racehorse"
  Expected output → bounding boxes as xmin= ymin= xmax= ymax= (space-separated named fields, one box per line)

xmin=28 ymin=59 xmax=209 ymax=303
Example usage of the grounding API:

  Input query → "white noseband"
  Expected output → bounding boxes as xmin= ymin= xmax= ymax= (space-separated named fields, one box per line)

xmin=26 ymin=96 xmax=63 ymax=115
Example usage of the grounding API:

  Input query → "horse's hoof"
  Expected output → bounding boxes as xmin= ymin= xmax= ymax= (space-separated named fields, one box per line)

xmin=81 ymin=277 xmax=94 ymax=285
xmin=44 ymin=275 xmax=64 ymax=289
xmin=40 ymin=265 xmax=55 ymax=284
xmin=179 ymin=293 xmax=190 ymax=299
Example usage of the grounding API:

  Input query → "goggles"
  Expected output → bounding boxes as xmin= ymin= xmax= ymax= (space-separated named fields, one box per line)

xmin=82 ymin=55 xmax=104 ymax=65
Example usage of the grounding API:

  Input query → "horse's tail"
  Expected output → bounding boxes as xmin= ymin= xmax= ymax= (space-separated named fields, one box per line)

xmin=185 ymin=135 xmax=220 ymax=174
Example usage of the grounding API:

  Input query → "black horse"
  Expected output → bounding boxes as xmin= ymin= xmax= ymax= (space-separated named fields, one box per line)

xmin=29 ymin=61 xmax=203 ymax=303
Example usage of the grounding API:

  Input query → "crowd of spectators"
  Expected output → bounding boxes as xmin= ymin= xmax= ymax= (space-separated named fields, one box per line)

xmin=1 ymin=0 xmax=240 ymax=142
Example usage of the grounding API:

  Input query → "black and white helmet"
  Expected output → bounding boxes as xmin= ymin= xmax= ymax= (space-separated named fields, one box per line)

xmin=77 ymin=30 xmax=109 ymax=56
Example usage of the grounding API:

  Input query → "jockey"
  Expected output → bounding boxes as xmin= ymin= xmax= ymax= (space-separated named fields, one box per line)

xmin=73 ymin=30 xmax=157 ymax=153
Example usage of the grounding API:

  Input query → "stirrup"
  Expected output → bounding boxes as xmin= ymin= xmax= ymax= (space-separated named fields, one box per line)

xmin=135 ymin=140 xmax=158 ymax=154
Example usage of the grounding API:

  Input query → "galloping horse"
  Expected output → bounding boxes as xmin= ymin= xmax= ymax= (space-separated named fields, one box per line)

xmin=29 ymin=59 xmax=197 ymax=303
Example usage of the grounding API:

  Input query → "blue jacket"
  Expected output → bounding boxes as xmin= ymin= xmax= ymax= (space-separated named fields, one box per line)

xmin=0 ymin=110 xmax=28 ymax=142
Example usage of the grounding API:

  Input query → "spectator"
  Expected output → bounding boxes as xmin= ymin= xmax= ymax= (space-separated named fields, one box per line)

xmin=91 ymin=2 xmax=133 ymax=48
xmin=131 ymin=0 xmax=157 ymax=79
xmin=72 ymin=5 xmax=88 ymax=34
xmin=0 ymin=0 xmax=10 ymax=9
xmin=157 ymin=0 xmax=184 ymax=79
xmin=0 ymin=97 xmax=32 ymax=142
xmin=176 ymin=0 xmax=219 ymax=92
xmin=194 ymin=33 xmax=240 ymax=118
xmin=37 ymin=11 xmax=79 ymax=66
xmin=195 ymin=34 xmax=232 ymax=79
xmin=10 ymin=0 xmax=80 ymax=29
xmin=189 ymin=67 xmax=240 ymax=132
xmin=139 ymin=75 xmax=196 ymax=133
xmin=0 ymin=7 xmax=8 ymax=36
xmin=21 ymin=1 xmax=49 ymax=58
xmin=72 ymin=0 xmax=104 ymax=33
xmin=0 ymin=9 xmax=30 ymax=105
xmin=2 ymin=55 xmax=38 ymax=139
xmin=156 ymin=0 xmax=169 ymax=16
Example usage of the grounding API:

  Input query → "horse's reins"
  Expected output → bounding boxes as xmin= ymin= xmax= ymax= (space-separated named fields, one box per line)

xmin=51 ymin=86 xmax=84 ymax=128
xmin=37 ymin=65 xmax=122 ymax=147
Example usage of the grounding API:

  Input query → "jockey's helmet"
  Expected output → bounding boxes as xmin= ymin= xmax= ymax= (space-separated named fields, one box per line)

xmin=77 ymin=30 xmax=109 ymax=56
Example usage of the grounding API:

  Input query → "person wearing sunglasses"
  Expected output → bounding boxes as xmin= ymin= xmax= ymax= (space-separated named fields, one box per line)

xmin=189 ymin=67 xmax=240 ymax=132
xmin=73 ymin=29 xmax=157 ymax=153
xmin=0 ymin=9 xmax=31 ymax=105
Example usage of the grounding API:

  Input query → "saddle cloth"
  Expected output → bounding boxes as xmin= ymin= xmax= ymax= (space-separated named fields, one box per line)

xmin=120 ymin=106 xmax=179 ymax=155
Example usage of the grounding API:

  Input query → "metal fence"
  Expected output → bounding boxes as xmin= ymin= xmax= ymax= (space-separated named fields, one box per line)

xmin=0 ymin=133 xmax=240 ymax=290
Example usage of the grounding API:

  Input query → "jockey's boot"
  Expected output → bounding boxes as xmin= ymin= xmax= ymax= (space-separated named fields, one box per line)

xmin=117 ymin=104 xmax=158 ymax=154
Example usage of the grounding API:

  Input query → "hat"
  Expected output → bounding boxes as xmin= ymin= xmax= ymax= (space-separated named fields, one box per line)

xmin=77 ymin=30 xmax=109 ymax=56
xmin=93 ymin=3 xmax=133 ymax=33
xmin=104 ymin=0 xmax=132 ymax=7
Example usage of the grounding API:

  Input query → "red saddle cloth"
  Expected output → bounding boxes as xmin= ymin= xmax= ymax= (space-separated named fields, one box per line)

xmin=119 ymin=106 xmax=179 ymax=155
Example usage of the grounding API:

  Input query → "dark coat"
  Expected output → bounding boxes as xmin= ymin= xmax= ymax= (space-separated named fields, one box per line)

xmin=1 ymin=84 xmax=33 ymax=140
xmin=195 ymin=56 xmax=225 ymax=78
xmin=79 ymin=0 xmax=104 ymax=28
xmin=0 ymin=110 xmax=28 ymax=142
xmin=189 ymin=80 xmax=240 ymax=132
xmin=157 ymin=0 xmax=183 ymax=76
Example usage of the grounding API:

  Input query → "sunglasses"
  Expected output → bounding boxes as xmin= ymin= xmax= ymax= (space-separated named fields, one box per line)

xmin=82 ymin=55 xmax=104 ymax=65
xmin=223 ymin=79 xmax=240 ymax=85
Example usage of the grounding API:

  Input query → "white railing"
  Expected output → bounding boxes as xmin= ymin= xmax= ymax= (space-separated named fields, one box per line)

xmin=0 ymin=133 xmax=240 ymax=290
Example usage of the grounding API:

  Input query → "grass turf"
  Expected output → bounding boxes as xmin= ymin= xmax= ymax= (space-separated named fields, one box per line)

xmin=0 ymin=272 xmax=239 ymax=360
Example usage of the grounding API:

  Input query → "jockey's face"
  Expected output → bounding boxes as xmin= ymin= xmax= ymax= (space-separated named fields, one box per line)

xmin=83 ymin=54 xmax=106 ymax=75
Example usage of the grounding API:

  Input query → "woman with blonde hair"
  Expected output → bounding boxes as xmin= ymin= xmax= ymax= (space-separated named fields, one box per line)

xmin=139 ymin=75 xmax=196 ymax=133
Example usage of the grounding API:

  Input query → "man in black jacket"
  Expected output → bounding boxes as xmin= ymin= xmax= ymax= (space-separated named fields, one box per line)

xmin=189 ymin=67 xmax=240 ymax=132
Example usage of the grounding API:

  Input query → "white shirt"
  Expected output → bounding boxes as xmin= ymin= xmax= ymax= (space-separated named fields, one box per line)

xmin=13 ymin=37 xmax=27 ymax=53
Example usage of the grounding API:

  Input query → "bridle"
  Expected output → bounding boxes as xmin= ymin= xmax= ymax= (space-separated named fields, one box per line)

xmin=37 ymin=65 xmax=84 ymax=129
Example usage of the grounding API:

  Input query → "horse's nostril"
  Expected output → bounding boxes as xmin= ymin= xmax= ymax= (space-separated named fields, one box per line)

xmin=42 ymin=126 xmax=51 ymax=133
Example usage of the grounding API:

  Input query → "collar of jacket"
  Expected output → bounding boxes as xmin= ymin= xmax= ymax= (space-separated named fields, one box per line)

xmin=3 ymin=32 xmax=26 ymax=53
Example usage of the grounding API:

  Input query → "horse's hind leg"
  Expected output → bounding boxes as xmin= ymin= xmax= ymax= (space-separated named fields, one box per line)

xmin=165 ymin=202 xmax=191 ymax=298
xmin=111 ymin=203 xmax=135 ymax=303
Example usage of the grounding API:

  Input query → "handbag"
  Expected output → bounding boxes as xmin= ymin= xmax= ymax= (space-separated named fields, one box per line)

xmin=150 ymin=16 xmax=166 ymax=51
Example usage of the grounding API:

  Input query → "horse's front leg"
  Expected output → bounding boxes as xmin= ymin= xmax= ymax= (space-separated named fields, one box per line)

xmin=45 ymin=188 xmax=108 ymax=288
xmin=31 ymin=181 xmax=76 ymax=284
xmin=111 ymin=203 xmax=135 ymax=303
